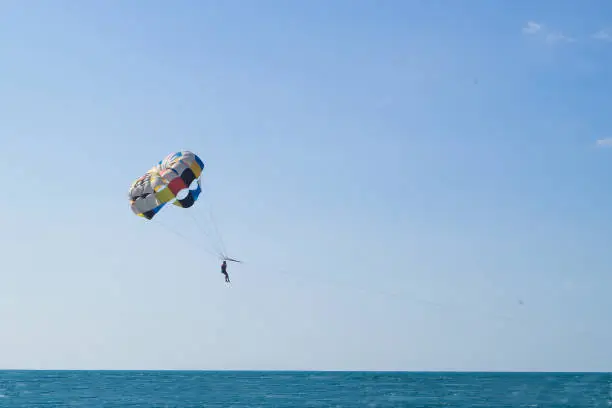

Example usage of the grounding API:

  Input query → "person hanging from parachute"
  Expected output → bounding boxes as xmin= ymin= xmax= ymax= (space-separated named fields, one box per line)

xmin=128 ymin=150 xmax=242 ymax=284
xmin=220 ymin=257 xmax=243 ymax=283
xmin=221 ymin=260 xmax=230 ymax=283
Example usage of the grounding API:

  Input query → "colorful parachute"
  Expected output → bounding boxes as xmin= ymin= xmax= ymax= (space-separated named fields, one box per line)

xmin=128 ymin=150 xmax=205 ymax=220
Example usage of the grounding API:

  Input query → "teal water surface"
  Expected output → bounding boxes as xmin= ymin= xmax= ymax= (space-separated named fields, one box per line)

xmin=0 ymin=370 xmax=610 ymax=407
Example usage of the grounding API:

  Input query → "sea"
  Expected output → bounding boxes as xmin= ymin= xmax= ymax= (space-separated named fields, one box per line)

xmin=0 ymin=370 xmax=609 ymax=407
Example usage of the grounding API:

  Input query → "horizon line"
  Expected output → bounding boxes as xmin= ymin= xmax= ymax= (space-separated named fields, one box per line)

xmin=0 ymin=368 xmax=609 ymax=374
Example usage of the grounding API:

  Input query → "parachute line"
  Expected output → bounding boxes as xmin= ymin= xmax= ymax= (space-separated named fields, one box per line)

xmin=151 ymin=217 xmax=220 ymax=260
xmin=186 ymin=210 xmax=226 ymax=260
xmin=207 ymin=203 xmax=228 ymax=259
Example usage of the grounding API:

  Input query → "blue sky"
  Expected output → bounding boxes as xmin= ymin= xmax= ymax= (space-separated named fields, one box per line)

xmin=1 ymin=0 xmax=611 ymax=372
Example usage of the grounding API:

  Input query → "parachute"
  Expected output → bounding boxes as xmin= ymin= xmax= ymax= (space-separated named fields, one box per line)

xmin=129 ymin=150 xmax=204 ymax=220
xmin=128 ymin=150 xmax=238 ymax=262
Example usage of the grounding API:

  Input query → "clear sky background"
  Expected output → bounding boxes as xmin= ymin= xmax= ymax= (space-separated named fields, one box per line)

xmin=1 ymin=0 xmax=611 ymax=372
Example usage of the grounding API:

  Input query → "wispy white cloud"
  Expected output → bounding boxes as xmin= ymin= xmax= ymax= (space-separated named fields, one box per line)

xmin=592 ymin=29 xmax=612 ymax=42
xmin=523 ymin=21 xmax=612 ymax=45
xmin=522 ymin=21 xmax=542 ymax=35
xmin=595 ymin=138 xmax=612 ymax=147
xmin=522 ymin=21 xmax=574 ymax=44
xmin=546 ymin=32 xmax=575 ymax=44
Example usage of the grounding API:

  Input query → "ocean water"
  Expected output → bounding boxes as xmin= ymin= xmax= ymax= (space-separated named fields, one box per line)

xmin=0 ymin=370 xmax=609 ymax=407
